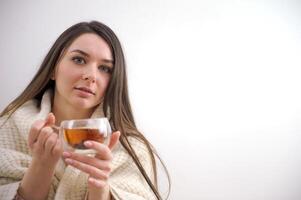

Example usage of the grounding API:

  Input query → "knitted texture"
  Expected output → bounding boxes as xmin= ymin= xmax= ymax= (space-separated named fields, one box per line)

xmin=0 ymin=90 xmax=156 ymax=200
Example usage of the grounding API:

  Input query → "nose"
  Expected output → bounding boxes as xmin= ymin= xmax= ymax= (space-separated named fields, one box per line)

xmin=82 ymin=67 xmax=97 ymax=83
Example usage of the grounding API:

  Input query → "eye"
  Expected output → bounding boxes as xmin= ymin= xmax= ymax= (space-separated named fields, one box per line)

xmin=72 ymin=56 xmax=86 ymax=65
xmin=98 ymin=65 xmax=113 ymax=74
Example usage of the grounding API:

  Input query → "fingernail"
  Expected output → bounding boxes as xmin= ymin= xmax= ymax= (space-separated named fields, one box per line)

xmin=84 ymin=141 xmax=92 ymax=147
xmin=63 ymin=152 xmax=71 ymax=157
xmin=65 ymin=158 xmax=72 ymax=164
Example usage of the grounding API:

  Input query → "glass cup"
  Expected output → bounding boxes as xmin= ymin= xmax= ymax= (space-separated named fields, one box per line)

xmin=57 ymin=118 xmax=112 ymax=155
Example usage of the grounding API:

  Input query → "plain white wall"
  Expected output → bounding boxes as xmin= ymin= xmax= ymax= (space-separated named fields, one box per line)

xmin=1 ymin=0 xmax=301 ymax=199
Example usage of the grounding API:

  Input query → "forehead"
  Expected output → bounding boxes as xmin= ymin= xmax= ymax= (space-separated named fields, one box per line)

xmin=67 ymin=33 xmax=113 ymax=60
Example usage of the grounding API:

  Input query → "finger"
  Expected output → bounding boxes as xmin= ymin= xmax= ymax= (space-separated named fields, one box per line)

xmin=108 ymin=131 xmax=120 ymax=150
xmin=84 ymin=141 xmax=112 ymax=160
xmin=28 ymin=119 xmax=46 ymax=149
xmin=52 ymin=139 xmax=63 ymax=157
xmin=28 ymin=113 xmax=56 ymax=149
xmin=88 ymin=177 xmax=106 ymax=188
xmin=65 ymin=158 xmax=109 ymax=180
xmin=45 ymin=133 xmax=58 ymax=154
xmin=37 ymin=127 xmax=54 ymax=149
xmin=63 ymin=152 xmax=111 ymax=171
xmin=45 ymin=113 xmax=56 ymax=126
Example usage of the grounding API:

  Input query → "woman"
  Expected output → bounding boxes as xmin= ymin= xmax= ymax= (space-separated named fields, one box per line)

xmin=0 ymin=21 xmax=170 ymax=200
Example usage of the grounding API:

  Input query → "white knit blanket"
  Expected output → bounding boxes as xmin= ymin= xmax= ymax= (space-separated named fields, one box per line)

xmin=0 ymin=90 xmax=156 ymax=200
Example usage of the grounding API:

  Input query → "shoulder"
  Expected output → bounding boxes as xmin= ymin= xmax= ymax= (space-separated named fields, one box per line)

xmin=128 ymin=136 xmax=153 ymax=160
xmin=111 ymin=135 xmax=155 ymax=178
xmin=4 ymin=89 xmax=53 ymax=123
xmin=112 ymin=136 xmax=153 ymax=162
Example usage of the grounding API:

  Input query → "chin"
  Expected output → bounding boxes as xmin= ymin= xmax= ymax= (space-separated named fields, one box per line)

xmin=72 ymin=100 xmax=97 ymax=110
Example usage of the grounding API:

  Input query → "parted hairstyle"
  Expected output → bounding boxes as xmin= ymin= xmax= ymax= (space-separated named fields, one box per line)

xmin=0 ymin=21 xmax=170 ymax=199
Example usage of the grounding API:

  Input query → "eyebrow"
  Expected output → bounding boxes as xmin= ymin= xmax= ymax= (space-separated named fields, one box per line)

xmin=70 ymin=49 xmax=114 ymax=64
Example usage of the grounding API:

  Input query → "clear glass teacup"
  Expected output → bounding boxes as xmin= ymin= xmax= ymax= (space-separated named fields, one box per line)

xmin=55 ymin=118 xmax=112 ymax=155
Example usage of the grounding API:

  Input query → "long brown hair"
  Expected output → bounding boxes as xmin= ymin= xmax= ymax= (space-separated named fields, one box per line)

xmin=0 ymin=21 xmax=170 ymax=199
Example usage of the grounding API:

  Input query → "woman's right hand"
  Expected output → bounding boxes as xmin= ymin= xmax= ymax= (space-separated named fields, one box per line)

xmin=28 ymin=112 xmax=63 ymax=168
xmin=18 ymin=113 xmax=63 ymax=200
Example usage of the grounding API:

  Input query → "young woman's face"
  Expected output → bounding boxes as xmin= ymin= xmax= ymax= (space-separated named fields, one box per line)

xmin=53 ymin=33 xmax=113 ymax=111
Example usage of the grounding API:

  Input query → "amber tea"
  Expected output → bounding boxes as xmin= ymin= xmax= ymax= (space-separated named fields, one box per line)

xmin=59 ymin=118 xmax=111 ymax=154
xmin=64 ymin=128 xmax=105 ymax=149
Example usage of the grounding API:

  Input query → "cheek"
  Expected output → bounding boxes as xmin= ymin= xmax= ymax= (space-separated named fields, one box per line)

xmin=57 ymin=65 xmax=81 ymax=84
xmin=97 ymin=76 xmax=111 ymax=93
xmin=102 ymin=76 xmax=111 ymax=89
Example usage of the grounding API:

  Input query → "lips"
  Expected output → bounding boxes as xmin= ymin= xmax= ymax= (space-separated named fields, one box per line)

xmin=74 ymin=87 xmax=95 ymax=95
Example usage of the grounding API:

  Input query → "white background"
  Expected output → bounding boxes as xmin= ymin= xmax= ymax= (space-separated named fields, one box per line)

xmin=0 ymin=0 xmax=301 ymax=199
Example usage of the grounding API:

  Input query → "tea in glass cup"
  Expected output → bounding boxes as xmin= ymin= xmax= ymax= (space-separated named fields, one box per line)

xmin=59 ymin=118 xmax=111 ymax=154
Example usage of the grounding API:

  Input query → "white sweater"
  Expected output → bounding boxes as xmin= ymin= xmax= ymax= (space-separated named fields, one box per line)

xmin=0 ymin=90 xmax=156 ymax=200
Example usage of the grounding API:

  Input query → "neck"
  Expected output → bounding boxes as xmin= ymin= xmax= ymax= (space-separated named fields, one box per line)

xmin=51 ymin=99 xmax=95 ymax=126
xmin=52 ymin=105 xmax=94 ymax=126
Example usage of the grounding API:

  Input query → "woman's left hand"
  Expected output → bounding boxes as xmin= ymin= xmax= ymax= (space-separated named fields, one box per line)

xmin=62 ymin=131 xmax=121 ymax=200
